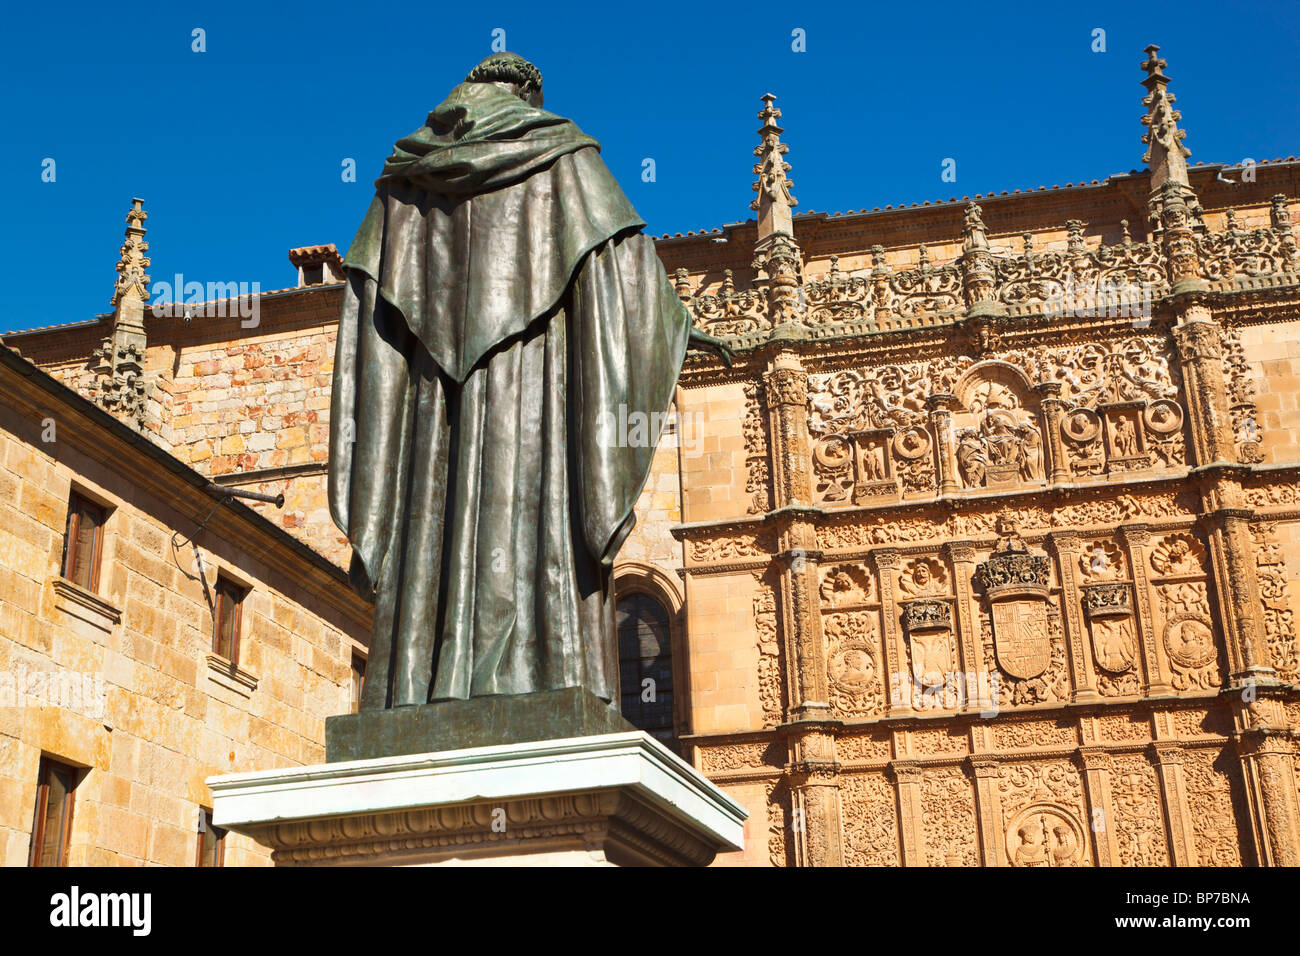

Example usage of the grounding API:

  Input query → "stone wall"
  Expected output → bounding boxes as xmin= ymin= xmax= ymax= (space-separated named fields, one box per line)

xmin=0 ymin=363 xmax=369 ymax=866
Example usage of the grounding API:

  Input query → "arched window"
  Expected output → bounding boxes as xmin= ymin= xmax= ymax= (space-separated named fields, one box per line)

xmin=616 ymin=593 xmax=677 ymax=754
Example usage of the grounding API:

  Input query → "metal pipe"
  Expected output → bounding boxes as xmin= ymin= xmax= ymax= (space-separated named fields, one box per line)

xmin=206 ymin=482 xmax=285 ymax=509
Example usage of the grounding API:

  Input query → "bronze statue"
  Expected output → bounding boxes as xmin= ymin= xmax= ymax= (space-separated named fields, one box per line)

xmin=329 ymin=53 xmax=727 ymax=710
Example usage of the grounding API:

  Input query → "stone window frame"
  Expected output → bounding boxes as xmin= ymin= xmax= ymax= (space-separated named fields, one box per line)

xmin=202 ymin=561 xmax=258 ymax=698
xmin=194 ymin=806 xmax=227 ymax=867
xmin=612 ymin=562 xmax=689 ymax=755
xmin=51 ymin=481 xmax=123 ymax=635
xmin=59 ymin=482 xmax=117 ymax=594
xmin=28 ymin=755 xmax=83 ymax=867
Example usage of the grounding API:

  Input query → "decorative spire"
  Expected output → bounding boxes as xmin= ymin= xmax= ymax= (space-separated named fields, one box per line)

xmin=111 ymin=198 xmax=150 ymax=307
xmin=1140 ymin=45 xmax=1194 ymax=198
xmin=751 ymin=94 xmax=798 ymax=241
xmin=92 ymin=198 xmax=152 ymax=430
xmin=749 ymin=94 xmax=804 ymax=328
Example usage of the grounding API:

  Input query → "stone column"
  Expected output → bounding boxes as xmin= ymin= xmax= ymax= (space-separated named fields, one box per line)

xmin=871 ymin=548 xmax=908 ymax=714
xmin=1235 ymin=720 xmax=1300 ymax=867
xmin=1078 ymin=749 xmax=1119 ymax=866
xmin=1202 ymin=506 xmax=1274 ymax=683
xmin=762 ymin=351 xmax=842 ymax=866
xmin=762 ymin=353 xmax=831 ymax=719
xmin=1118 ymin=524 xmax=1175 ymax=696
xmin=889 ymin=760 xmax=927 ymax=866
xmin=1172 ymin=313 xmax=1235 ymax=466
xmin=969 ymin=756 xmax=1003 ymax=866
xmin=1046 ymin=532 xmax=1101 ymax=701
xmin=1035 ymin=382 xmax=1069 ymax=485
xmin=944 ymin=541 xmax=982 ymax=710
xmin=926 ymin=393 xmax=959 ymax=495
xmin=788 ymin=724 xmax=845 ymax=867
xmin=764 ymin=353 xmax=813 ymax=509
xmin=1149 ymin=743 xmax=1198 ymax=866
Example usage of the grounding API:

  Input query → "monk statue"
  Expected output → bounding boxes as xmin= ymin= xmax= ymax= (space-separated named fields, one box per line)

xmin=329 ymin=52 xmax=729 ymax=710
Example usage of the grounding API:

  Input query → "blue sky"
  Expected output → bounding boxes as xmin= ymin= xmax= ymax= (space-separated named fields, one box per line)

xmin=2 ymin=0 xmax=1298 ymax=333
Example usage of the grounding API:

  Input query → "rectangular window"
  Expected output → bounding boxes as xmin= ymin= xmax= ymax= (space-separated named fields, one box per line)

xmin=195 ymin=807 xmax=226 ymax=867
xmin=61 ymin=493 xmax=106 ymax=591
xmin=28 ymin=757 xmax=78 ymax=867
xmin=212 ymin=577 xmax=247 ymax=664
xmin=350 ymin=653 xmax=366 ymax=714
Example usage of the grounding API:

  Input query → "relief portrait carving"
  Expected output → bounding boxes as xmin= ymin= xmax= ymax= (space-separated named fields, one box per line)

xmin=1007 ymin=804 xmax=1086 ymax=867
xmin=1150 ymin=533 xmax=1207 ymax=576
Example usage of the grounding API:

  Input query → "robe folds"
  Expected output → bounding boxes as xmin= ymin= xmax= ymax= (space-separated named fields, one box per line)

xmin=328 ymin=82 xmax=691 ymax=708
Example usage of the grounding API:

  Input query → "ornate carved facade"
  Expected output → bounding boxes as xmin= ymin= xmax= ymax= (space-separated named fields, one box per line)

xmin=668 ymin=46 xmax=1300 ymax=866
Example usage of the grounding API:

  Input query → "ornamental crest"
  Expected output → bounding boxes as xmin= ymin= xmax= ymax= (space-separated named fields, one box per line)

xmin=979 ymin=518 xmax=1052 ymax=680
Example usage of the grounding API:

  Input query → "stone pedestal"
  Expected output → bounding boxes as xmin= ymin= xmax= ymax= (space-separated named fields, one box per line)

xmin=209 ymin=731 xmax=746 ymax=866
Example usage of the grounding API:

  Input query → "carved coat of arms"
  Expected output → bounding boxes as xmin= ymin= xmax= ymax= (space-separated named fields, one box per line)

xmin=991 ymin=600 xmax=1051 ymax=679
xmin=978 ymin=518 xmax=1053 ymax=681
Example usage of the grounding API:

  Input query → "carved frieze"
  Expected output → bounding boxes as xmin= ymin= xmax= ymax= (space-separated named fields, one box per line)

xmin=752 ymin=571 xmax=785 ymax=726
xmin=920 ymin=767 xmax=979 ymax=866
xmin=1182 ymin=748 xmax=1247 ymax=866
xmin=1252 ymin=522 xmax=1300 ymax=681
xmin=741 ymin=382 xmax=771 ymax=514
xmin=840 ymin=772 xmax=900 ymax=867
xmin=1111 ymin=754 xmax=1171 ymax=866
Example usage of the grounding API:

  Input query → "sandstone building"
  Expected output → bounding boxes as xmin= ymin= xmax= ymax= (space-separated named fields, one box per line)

xmin=4 ymin=44 xmax=1300 ymax=866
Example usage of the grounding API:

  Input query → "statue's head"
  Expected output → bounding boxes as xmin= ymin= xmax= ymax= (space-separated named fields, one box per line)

xmin=465 ymin=52 xmax=544 ymax=108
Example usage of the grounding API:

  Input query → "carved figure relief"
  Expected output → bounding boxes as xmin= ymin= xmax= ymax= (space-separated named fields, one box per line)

xmin=951 ymin=364 xmax=1046 ymax=490
xmin=818 ymin=564 xmax=873 ymax=607
xmin=998 ymin=763 xmax=1088 ymax=866
xmin=1150 ymin=532 xmax=1207 ymax=576
xmin=1156 ymin=580 xmax=1222 ymax=691
xmin=824 ymin=610 xmax=884 ymax=718
xmin=1103 ymin=405 xmax=1150 ymax=472
xmin=1078 ymin=540 xmax=1125 ymax=581
xmin=1006 ymin=804 xmax=1086 ymax=867
xmin=897 ymin=558 xmax=947 ymax=598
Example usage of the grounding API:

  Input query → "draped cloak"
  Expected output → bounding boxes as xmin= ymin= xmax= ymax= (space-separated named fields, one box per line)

xmin=328 ymin=81 xmax=691 ymax=709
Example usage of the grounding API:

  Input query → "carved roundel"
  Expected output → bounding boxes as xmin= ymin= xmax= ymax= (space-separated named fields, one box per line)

xmin=814 ymin=435 xmax=852 ymax=469
xmin=1005 ymin=803 xmax=1086 ymax=867
xmin=828 ymin=644 xmax=877 ymax=695
xmin=1062 ymin=407 xmax=1101 ymax=442
xmin=892 ymin=425 xmax=932 ymax=460
xmin=1144 ymin=399 xmax=1184 ymax=435
xmin=1163 ymin=615 xmax=1215 ymax=669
